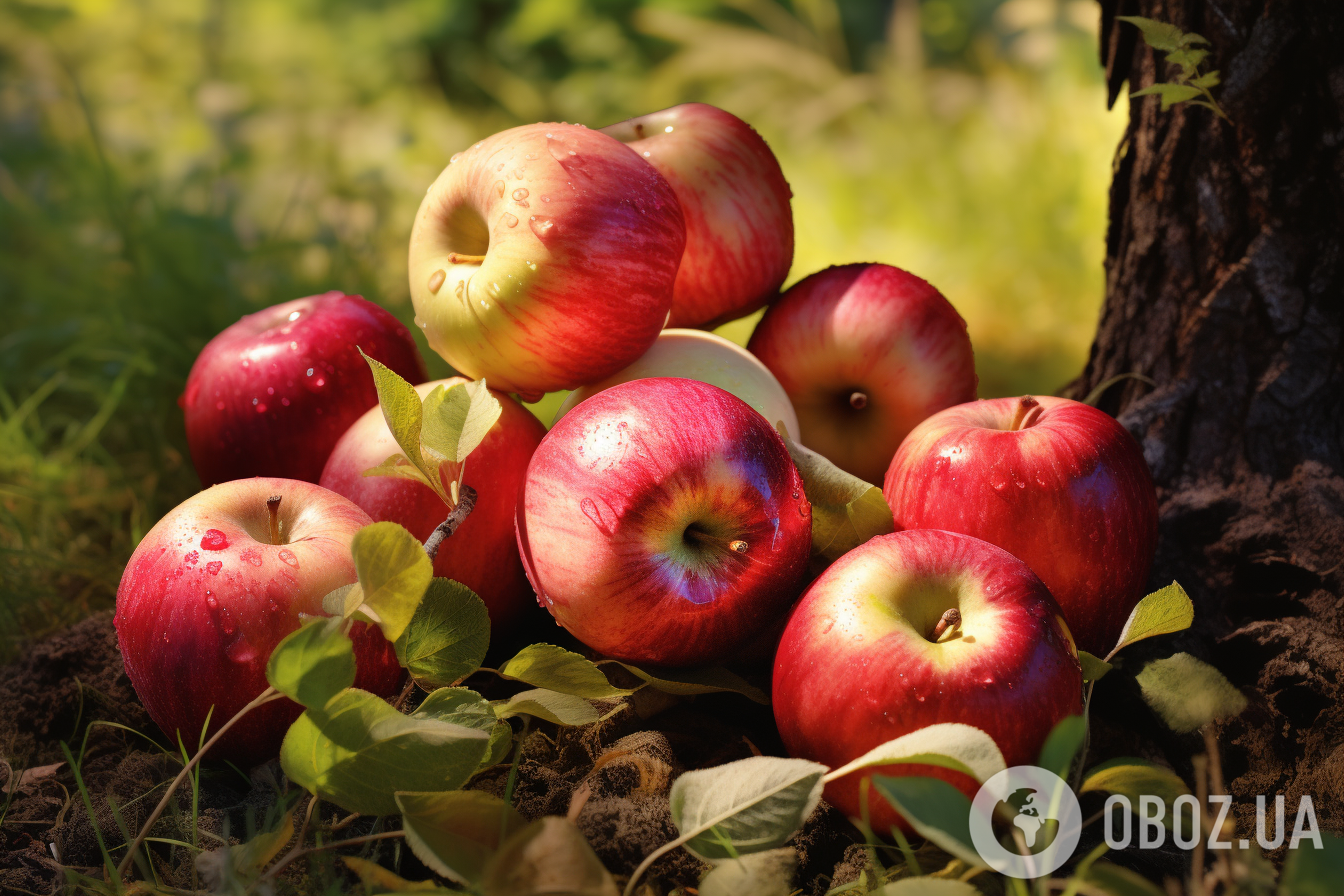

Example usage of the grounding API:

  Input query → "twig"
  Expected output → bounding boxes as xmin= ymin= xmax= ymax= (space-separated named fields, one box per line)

xmin=423 ymin=485 xmax=477 ymax=562
xmin=251 ymin=830 xmax=406 ymax=889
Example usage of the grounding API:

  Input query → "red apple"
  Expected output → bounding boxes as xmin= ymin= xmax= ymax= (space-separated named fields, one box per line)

xmin=773 ymin=529 xmax=1082 ymax=833
xmin=182 ymin=292 xmax=427 ymax=487
xmin=114 ymin=478 xmax=403 ymax=765
xmin=600 ymin=103 xmax=793 ymax=329
xmin=408 ymin=122 xmax=685 ymax=398
xmin=883 ymin=395 xmax=1159 ymax=656
xmin=515 ymin=378 xmax=812 ymax=666
xmin=748 ymin=264 xmax=977 ymax=484
xmin=319 ymin=379 xmax=547 ymax=632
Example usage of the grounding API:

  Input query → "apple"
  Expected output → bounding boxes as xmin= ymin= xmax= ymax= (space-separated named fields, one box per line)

xmin=747 ymin=264 xmax=977 ymax=484
xmin=773 ymin=529 xmax=1082 ymax=833
xmin=182 ymin=291 xmax=427 ymax=487
xmin=114 ymin=477 xmax=403 ymax=765
xmin=600 ymin=103 xmax=793 ymax=329
xmin=319 ymin=379 xmax=547 ymax=632
xmin=883 ymin=395 xmax=1158 ymax=656
xmin=552 ymin=328 xmax=799 ymax=437
xmin=515 ymin=378 xmax=812 ymax=666
xmin=408 ymin=122 xmax=686 ymax=398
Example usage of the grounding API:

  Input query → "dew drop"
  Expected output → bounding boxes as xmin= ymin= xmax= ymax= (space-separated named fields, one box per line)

xmin=494 ymin=179 xmax=505 ymax=198
xmin=450 ymin=151 xmax=463 ymax=163
xmin=240 ymin=549 xmax=263 ymax=567
xmin=512 ymin=187 xmax=529 ymax=201
xmin=278 ymin=549 xmax=299 ymax=568
xmin=579 ymin=498 xmax=613 ymax=534
xmin=496 ymin=162 xmax=504 ymax=171
xmin=455 ymin=280 xmax=465 ymax=298
xmin=287 ymin=310 xmax=301 ymax=322
xmin=183 ymin=550 xmax=199 ymax=567
xmin=664 ymin=125 xmax=674 ymax=133
xmin=502 ymin=212 xmax=519 ymax=228
xmin=529 ymin=215 xmax=555 ymax=238
xmin=201 ymin=529 xmax=229 ymax=551
xmin=428 ymin=269 xmax=447 ymax=293
xmin=820 ymin=616 xmax=835 ymax=634
xmin=206 ymin=560 xmax=222 ymax=575
xmin=205 ymin=593 xmax=218 ymax=610
xmin=524 ymin=152 xmax=538 ymax=160
xmin=306 ymin=367 xmax=314 ymax=376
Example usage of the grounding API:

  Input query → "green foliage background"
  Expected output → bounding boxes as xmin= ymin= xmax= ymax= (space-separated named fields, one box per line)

xmin=0 ymin=0 xmax=1124 ymax=657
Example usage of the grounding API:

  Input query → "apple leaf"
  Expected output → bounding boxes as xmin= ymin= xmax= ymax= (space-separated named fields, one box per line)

xmin=776 ymin=424 xmax=894 ymax=562
xmin=1130 ymin=82 xmax=1203 ymax=110
xmin=1116 ymin=15 xmax=1206 ymax=51
xmin=1079 ymin=861 xmax=1168 ymax=896
xmin=412 ymin=687 xmax=514 ymax=772
xmin=499 ymin=644 xmax=634 ymax=700
xmin=350 ymin=522 xmax=433 ymax=644
xmin=699 ymin=848 xmax=797 ymax=896
xmin=395 ymin=578 xmax=491 ymax=689
xmin=1037 ymin=715 xmax=1088 ymax=780
xmin=397 ymin=790 xmax=527 ymax=887
xmin=822 ymin=723 xmax=1006 ymax=786
xmin=1079 ymin=650 xmax=1113 ymax=683
xmin=362 ymin=453 xmax=438 ymax=490
xmin=280 ymin=688 xmax=490 ymax=816
xmin=495 ymin=688 xmax=600 ymax=727
xmin=421 ymin=379 xmax=503 ymax=464
xmin=1107 ymin=582 xmax=1194 ymax=660
xmin=876 ymin=879 xmax=983 ymax=895
xmin=1134 ymin=652 xmax=1247 ymax=733
xmin=265 ymin=616 xmax=355 ymax=709
xmin=612 ymin=662 xmax=769 ymax=704
xmin=322 ymin=583 xmax=363 ymax=620
xmin=1080 ymin=757 xmax=1191 ymax=830
xmin=871 ymin=776 xmax=984 ymax=868
xmin=480 ymin=817 xmax=618 ymax=896
xmin=1279 ymin=832 xmax=1344 ymax=896
xmin=341 ymin=856 xmax=450 ymax=893
xmin=361 ymin=349 xmax=452 ymax=505
xmin=668 ymin=756 xmax=827 ymax=860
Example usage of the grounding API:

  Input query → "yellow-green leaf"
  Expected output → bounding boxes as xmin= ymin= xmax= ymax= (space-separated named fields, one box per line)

xmin=362 ymin=453 xmax=438 ymax=490
xmin=1117 ymin=15 xmax=1206 ymax=51
xmin=1081 ymin=757 xmax=1190 ymax=830
xmin=351 ymin=522 xmax=433 ymax=643
xmin=341 ymin=856 xmax=446 ymax=893
xmin=1135 ymin=653 xmax=1247 ymax=733
xmin=397 ymin=790 xmax=527 ymax=887
xmin=499 ymin=644 xmax=634 ymax=700
xmin=421 ymin=379 xmax=503 ymax=464
xmin=265 ymin=616 xmax=354 ymax=709
xmin=480 ymin=818 xmax=618 ymax=896
xmin=495 ymin=688 xmax=599 ymax=726
xmin=1131 ymin=82 xmax=1203 ymax=110
xmin=1108 ymin=582 xmax=1194 ymax=660
xmin=1079 ymin=650 xmax=1113 ymax=683
xmin=613 ymin=662 xmax=769 ymax=704
xmin=777 ymin=424 xmax=893 ymax=561
xmin=395 ymin=578 xmax=491 ymax=689
xmin=361 ymin=349 xmax=451 ymax=504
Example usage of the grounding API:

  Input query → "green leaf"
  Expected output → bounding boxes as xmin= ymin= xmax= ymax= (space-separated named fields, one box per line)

xmin=1131 ymin=82 xmax=1204 ymax=110
xmin=395 ymin=578 xmax=491 ymax=689
xmin=499 ymin=644 xmax=634 ymax=700
xmin=481 ymin=721 xmax=514 ymax=770
xmin=223 ymin=808 xmax=294 ymax=879
xmin=280 ymin=688 xmax=490 ymax=816
xmin=410 ymin=687 xmax=513 ymax=773
xmin=1116 ymin=16 xmax=1206 ymax=51
xmin=495 ymin=688 xmax=600 ymax=726
xmin=265 ymin=617 xmax=355 ymax=709
xmin=341 ymin=856 xmax=448 ymax=893
xmin=1189 ymin=70 xmax=1221 ymax=89
xmin=1135 ymin=653 xmax=1247 ymax=733
xmin=1108 ymin=582 xmax=1194 ymax=659
xmin=1279 ymin=832 xmax=1344 ymax=896
xmin=361 ymin=349 xmax=450 ymax=502
xmin=362 ymin=453 xmax=438 ymax=490
xmin=876 ymin=879 xmax=983 ymax=895
xmin=322 ymin=583 xmax=363 ymax=619
xmin=823 ymin=723 xmax=1006 ymax=786
xmin=1079 ymin=650 xmax=1113 ymax=683
xmin=871 ymin=776 xmax=983 ymax=868
xmin=421 ymin=379 xmax=503 ymax=464
xmin=668 ymin=755 xmax=827 ymax=860
xmin=777 ymin=424 xmax=894 ymax=561
xmin=480 ymin=817 xmax=618 ymax=896
xmin=1038 ymin=715 xmax=1088 ymax=779
xmin=699 ymin=848 xmax=797 ymax=896
xmin=397 ymin=790 xmax=527 ymax=887
xmin=1166 ymin=47 xmax=1208 ymax=73
xmin=614 ymin=662 xmax=770 ymax=704
xmin=1082 ymin=861 xmax=1168 ymax=896
xmin=1080 ymin=757 xmax=1190 ymax=829
xmin=350 ymin=522 xmax=433 ymax=644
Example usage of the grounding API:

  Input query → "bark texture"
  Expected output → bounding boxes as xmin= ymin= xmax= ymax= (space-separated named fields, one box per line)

xmin=1080 ymin=0 xmax=1344 ymax=849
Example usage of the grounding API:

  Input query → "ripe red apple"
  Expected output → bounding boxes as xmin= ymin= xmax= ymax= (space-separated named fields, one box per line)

xmin=408 ymin=122 xmax=685 ymax=398
xmin=748 ymin=264 xmax=977 ymax=484
xmin=515 ymin=378 xmax=812 ymax=666
xmin=114 ymin=478 xmax=403 ymax=765
xmin=182 ymin=292 xmax=427 ymax=487
xmin=319 ymin=379 xmax=547 ymax=632
xmin=883 ymin=395 xmax=1159 ymax=656
xmin=773 ymin=529 xmax=1082 ymax=833
xmin=600 ymin=103 xmax=793 ymax=329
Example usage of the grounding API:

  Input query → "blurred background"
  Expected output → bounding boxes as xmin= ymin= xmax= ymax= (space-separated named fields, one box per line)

xmin=0 ymin=0 xmax=1124 ymax=657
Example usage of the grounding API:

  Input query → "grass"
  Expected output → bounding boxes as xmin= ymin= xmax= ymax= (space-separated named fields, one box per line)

xmin=0 ymin=0 xmax=1124 ymax=660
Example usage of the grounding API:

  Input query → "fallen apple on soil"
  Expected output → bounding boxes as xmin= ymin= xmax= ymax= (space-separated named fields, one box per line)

xmin=319 ymin=378 xmax=547 ymax=632
xmin=516 ymin=377 xmax=812 ymax=666
xmin=748 ymin=263 xmax=977 ymax=485
xmin=408 ymin=122 xmax=686 ymax=398
xmin=113 ymin=477 xmax=403 ymax=765
xmin=884 ymin=395 xmax=1159 ymax=656
xmin=181 ymin=291 xmax=427 ymax=487
xmin=773 ymin=529 xmax=1083 ymax=834
xmin=600 ymin=102 xmax=793 ymax=329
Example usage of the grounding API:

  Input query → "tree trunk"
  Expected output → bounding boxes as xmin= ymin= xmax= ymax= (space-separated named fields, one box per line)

xmin=1079 ymin=0 xmax=1344 ymax=849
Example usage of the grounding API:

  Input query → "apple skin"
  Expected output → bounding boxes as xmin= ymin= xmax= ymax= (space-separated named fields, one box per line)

xmin=114 ymin=478 xmax=403 ymax=766
xmin=319 ymin=379 xmax=547 ymax=632
xmin=182 ymin=292 xmax=427 ymax=487
xmin=600 ymin=103 xmax=793 ymax=329
xmin=748 ymin=264 xmax=977 ymax=484
xmin=516 ymin=378 xmax=812 ymax=666
xmin=883 ymin=395 xmax=1159 ymax=656
xmin=408 ymin=122 xmax=686 ymax=397
xmin=773 ymin=529 xmax=1083 ymax=834
xmin=552 ymin=329 xmax=799 ymax=437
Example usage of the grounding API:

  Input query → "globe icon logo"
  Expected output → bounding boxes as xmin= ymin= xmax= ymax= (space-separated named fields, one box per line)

xmin=970 ymin=766 xmax=1083 ymax=878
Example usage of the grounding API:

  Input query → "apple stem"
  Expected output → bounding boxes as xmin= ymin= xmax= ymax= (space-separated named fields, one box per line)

xmin=849 ymin=391 xmax=868 ymax=410
xmin=684 ymin=526 xmax=748 ymax=555
xmin=446 ymin=252 xmax=486 ymax=265
xmin=930 ymin=608 xmax=961 ymax=642
xmin=266 ymin=495 xmax=282 ymax=545
xmin=1009 ymin=396 xmax=1044 ymax=431
xmin=423 ymin=485 xmax=478 ymax=562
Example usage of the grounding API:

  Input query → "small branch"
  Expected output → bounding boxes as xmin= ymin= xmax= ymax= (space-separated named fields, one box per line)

xmin=423 ymin=485 xmax=477 ymax=563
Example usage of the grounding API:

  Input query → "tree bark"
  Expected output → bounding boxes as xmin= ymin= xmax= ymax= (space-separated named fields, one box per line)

xmin=1080 ymin=0 xmax=1344 ymax=849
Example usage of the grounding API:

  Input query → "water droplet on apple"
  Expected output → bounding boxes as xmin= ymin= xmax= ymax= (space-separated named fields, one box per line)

xmin=306 ymin=368 xmax=314 ymax=376
xmin=206 ymin=560 xmax=222 ymax=575
xmin=184 ymin=550 xmax=199 ymax=567
xmin=502 ymin=212 xmax=519 ymax=228
xmin=201 ymin=530 xmax=229 ymax=551
xmin=450 ymin=152 xmax=463 ymax=163
xmin=512 ymin=187 xmax=529 ymax=201
xmin=287 ymin=310 xmax=301 ymax=322
xmin=527 ymin=261 xmax=537 ymax=271
xmin=915 ymin=693 xmax=925 ymax=703
xmin=525 ymin=152 xmax=538 ymax=160
xmin=496 ymin=162 xmax=505 ymax=171
xmin=579 ymin=498 xmax=613 ymax=534
xmin=529 ymin=215 xmax=556 ymax=239
xmin=820 ymin=616 xmax=834 ymax=634
xmin=541 ymin=194 xmax=550 ymax=202
xmin=428 ymin=269 xmax=447 ymax=293
xmin=205 ymin=592 xmax=217 ymax=610
xmin=278 ymin=549 xmax=298 ymax=568
xmin=241 ymin=549 xmax=263 ymax=567
xmin=494 ymin=179 xmax=505 ymax=198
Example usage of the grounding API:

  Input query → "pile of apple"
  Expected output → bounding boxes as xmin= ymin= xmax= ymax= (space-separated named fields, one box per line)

xmin=115 ymin=103 xmax=1157 ymax=823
